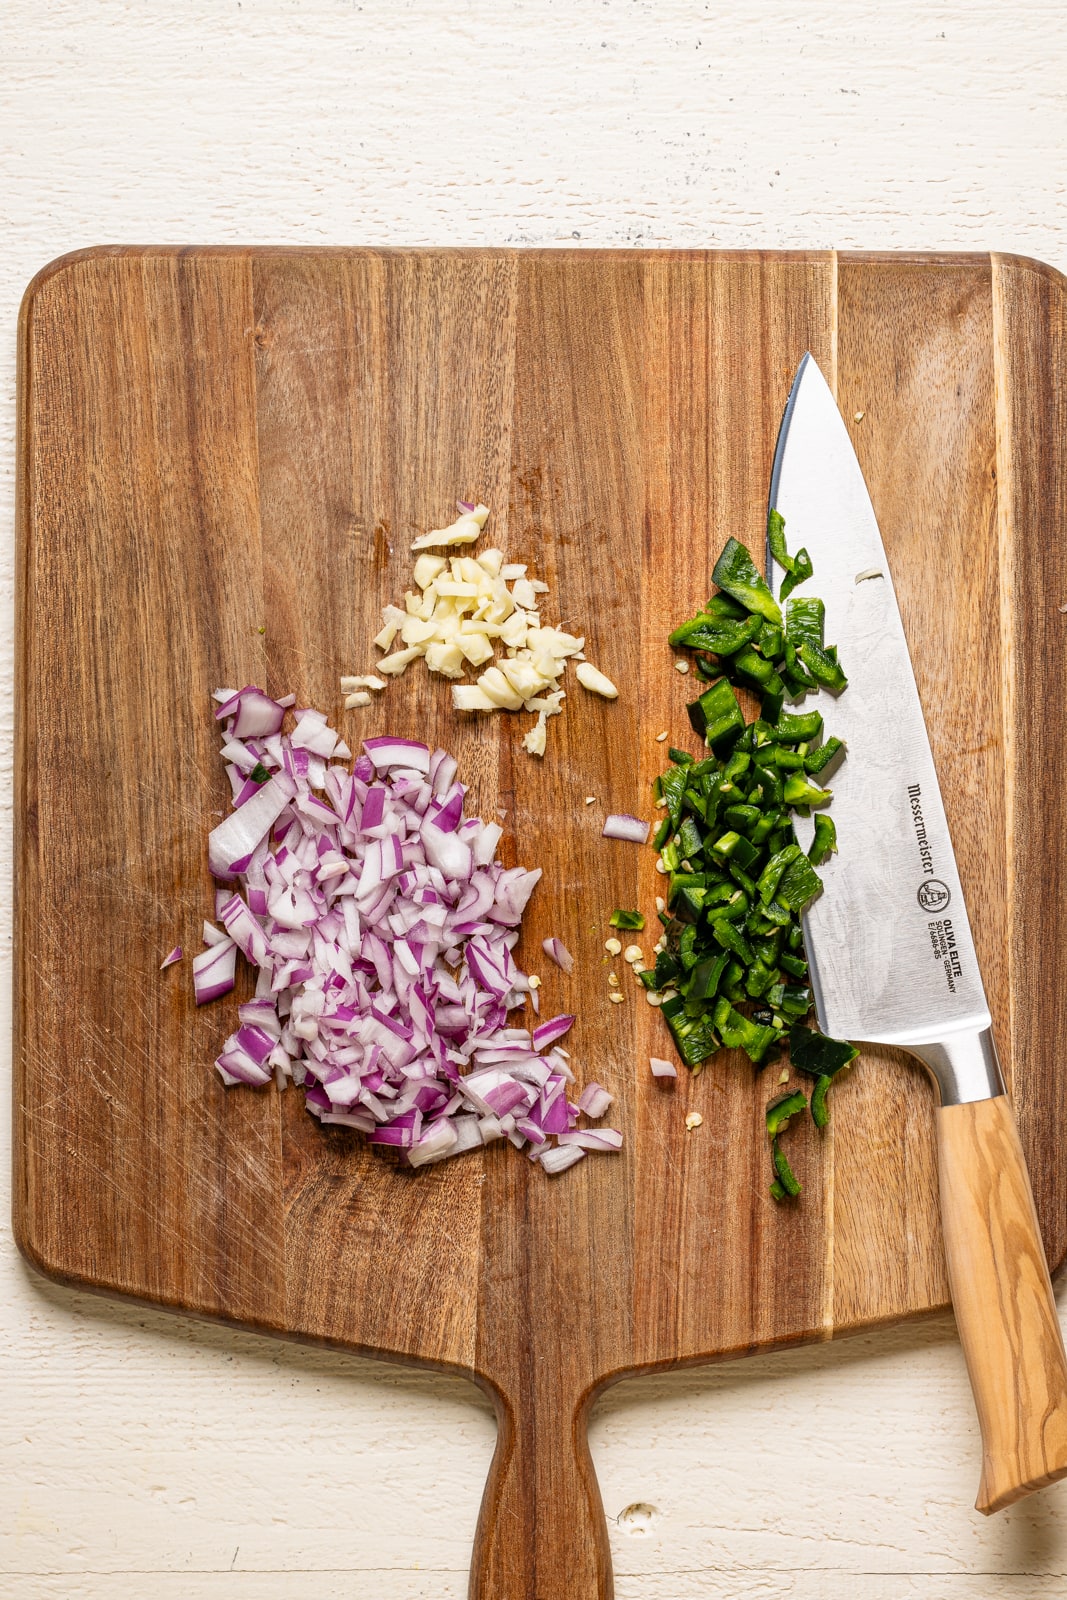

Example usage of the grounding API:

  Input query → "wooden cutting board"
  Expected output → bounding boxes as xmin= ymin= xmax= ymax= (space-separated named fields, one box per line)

xmin=15 ymin=247 xmax=1067 ymax=1597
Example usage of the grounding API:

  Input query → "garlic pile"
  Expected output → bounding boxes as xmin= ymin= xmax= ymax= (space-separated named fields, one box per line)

xmin=342 ymin=501 xmax=617 ymax=757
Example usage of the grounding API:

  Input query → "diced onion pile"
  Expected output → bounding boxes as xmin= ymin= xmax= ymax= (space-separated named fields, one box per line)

xmin=342 ymin=501 xmax=617 ymax=757
xmin=198 ymin=686 xmax=622 ymax=1173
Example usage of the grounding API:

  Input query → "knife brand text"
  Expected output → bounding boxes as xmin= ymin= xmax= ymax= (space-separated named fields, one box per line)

xmin=927 ymin=917 xmax=962 ymax=994
xmin=907 ymin=783 xmax=935 ymax=876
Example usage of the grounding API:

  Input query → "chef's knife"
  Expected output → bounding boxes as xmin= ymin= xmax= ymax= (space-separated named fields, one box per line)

xmin=768 ymin=353 xmax=1067 ymax=1514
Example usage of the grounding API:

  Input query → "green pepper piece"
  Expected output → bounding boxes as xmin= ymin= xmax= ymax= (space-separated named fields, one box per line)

xmin=808 ymin=814 xmax=838 ymax=868
xmin=745 ymin=958 xmax=777 ymax=999
xmin=249 ymin=762 xmax=271 ymax=784
xmin=761 ymin=898 xmax=793 ymax=927
xmin=771 ymin=1138 xmax=803 ymax=1196
xmin=675 ymin=816 xmax=702 ymax=861
xmin=668 ymin=615 xmax=763 ymax=655
xmin=652 ymin=815 xmax=672 ymax=851
xmin=679 ymin=924 xmax=700 ymax=970
xmin=750 ymin=811 xmax=779 ymax=847
xmin=798 ymin=639 xmax=848 ymax=692
xmin=714 ymin=889 xmax=751 ymax=926
xmin=781 ymin=665 xmax=817 ymax=699
xmin=660 ymin=837 xmax=682 ymax=872
xmin=720 ymin=959 xmax=746 ymax=1001
xmin=723 ymin=803 xmax=761 ymax=835
xmin=661 ymin=763 xmax=689 ymax=827
xmin=804 ymin=736 xmax=845 ymax=778
xmin=779 ymin=546 xmax=813 ymax=602
xmin=783 ymin=773 xmax=833 ymax=809
xmin=785 ymin=594 xmax=825 ymax=648
xmin=677 ymin=886 xmax=707 ymax=922
xmin=637 ymin=967 xmax=659 ymax=991
xmin=728 ymin=864 xmax=759 ymax=901
xmin=723 ymin=750 xmax=751 ymax=783
xmin=661 ymin=996 xmax=719 ymax=1067
xmin=776 ymin=853 xmax=823 ymax=912
xmin=759 ymin=620 xmax=784 ymax=659
xmin=704 ymin=593 xmax=748 ymax=619
xmin=712 ymin=537 xmax=783 ymax=626
xmin=654 ymin=949 xmax=682 ymax=988
xmin=721 ymin=832 xmax=759 ymax=871
xmin=758 ymin=843 xmax=801 ymax=904
xmin=767 ymin=508 xmax=793 ymax=574
xmin=779 ymin=950 xmax=808 ymax=979
xmin=769 ymin=1178 xmax=789 ymax=1203
xmin=709 ymin=918 xmax=753 ymax=964
xmin=733 ymin=646 xmax=785 ymax=698
xmin=688 ymin=950 xmax=729 ymax=1002
xmin=668 ymin=868 xmax=705 ymax=893
xmin=780 ymin=985 xmax=812 ymax=1018
xmin=810 ymin=1074 xmax=833 ymax=1130
xmin=687 ymin=679 xmax=745 ymax=747
xmin=788 ymin=1025 xmax=859 ymax=1078
xmin=610 ymin=908 xmax=646 ymax=931
xmin=774 ymin=709 xmax=824 ymax=743
xmin=667 ymin=747 xmax=694 ymax=766
xmin=682 ymin=790 xmax=708 ymax=827
xmin=713 ymin=998 xmax=778 ymax=1063
xmin=766 ymin=1087 xmax=807 ymax=1137
xmin=774 ymin=747 xmax=807 ymax=772
xmin=760 ymin=689 xmax=785 ymax=725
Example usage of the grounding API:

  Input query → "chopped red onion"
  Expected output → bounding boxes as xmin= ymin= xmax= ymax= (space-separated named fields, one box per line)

xmin=539 ymin=1144 xmax=586 ymax=1175
xmin=556 ymin=1127 xmax=623 ymax=1151
xmin=650 ymin=1056 xmax=678 ymax=1079
xmin=601 ymin=813 xmax=651 ymax=844
xmin=199 ymin=689 xmax=621 ymax=1174
xmin=542 ymin=937 xmax=574 ymax=974
xmin=193 ymin=940 xmax=237 ymax=1005
xmin=160 ymin=945 xmax=183 ymax=969
xmin=577 ymin=1082 xmax=613 ymax=1119
xmin=532 ymin=1015 xmax=575 ymax=1051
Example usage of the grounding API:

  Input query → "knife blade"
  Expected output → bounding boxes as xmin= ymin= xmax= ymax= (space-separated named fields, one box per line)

xmin=769 ymin=352 xmax=1067 ymax=1514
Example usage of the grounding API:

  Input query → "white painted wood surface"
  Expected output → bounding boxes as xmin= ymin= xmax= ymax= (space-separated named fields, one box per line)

xmin=4 ymin=3 xmax=1067 ymax=1594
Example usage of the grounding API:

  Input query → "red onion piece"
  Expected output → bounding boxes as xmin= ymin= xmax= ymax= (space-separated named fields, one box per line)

xmin=532 ymin=1015 xmax=575 ymax=1051
xmin=556 ymin=1128 xmax=623 ymax=1151
xmin=601 ymin=813 xmax=651 ymax=844
xmin=193 ymin=940 xmax=237 ymax=1005
xmin=207 ymin=772 xmax=296 ymax=879
xmin=577 ymin=1082 xmax=613 ymax=1119
xmin=540 ymin=1144 xmax=586 ymax=1175
xmin=160 ymin=945 xmax=183 ymax=969
xmin=650 ymin=1056 xmax=678 ymax=1079
xmin=542 ymin=937 xmax=574 ymax=974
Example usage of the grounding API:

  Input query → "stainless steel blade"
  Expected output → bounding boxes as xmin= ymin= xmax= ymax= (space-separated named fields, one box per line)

xmin=767 ymin=354 xmax=991 ymax=1057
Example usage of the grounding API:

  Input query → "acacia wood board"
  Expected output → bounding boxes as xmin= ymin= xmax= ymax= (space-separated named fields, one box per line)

xmin=15 ymin=247 xmax=1067 ymax=1598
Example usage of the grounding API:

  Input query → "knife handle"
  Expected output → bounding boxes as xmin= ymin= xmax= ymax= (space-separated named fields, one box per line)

xmin=937 ymin=1094 xmax=1067 ymax=1513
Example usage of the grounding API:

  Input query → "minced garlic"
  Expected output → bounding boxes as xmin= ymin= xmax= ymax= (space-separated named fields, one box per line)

xmin=343 ymin=502 xmax=612 ymax=758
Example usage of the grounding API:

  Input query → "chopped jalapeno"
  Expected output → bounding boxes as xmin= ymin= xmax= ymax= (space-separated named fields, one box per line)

xmin=642 ymin=506 xmax=856 ymax=1199
xmin=610 ymin=909 xmax=646 ymax=930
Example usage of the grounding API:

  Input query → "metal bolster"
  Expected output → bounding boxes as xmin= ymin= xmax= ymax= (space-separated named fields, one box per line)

xmin=910 ymin=1027 xmax=1006 ymax=1107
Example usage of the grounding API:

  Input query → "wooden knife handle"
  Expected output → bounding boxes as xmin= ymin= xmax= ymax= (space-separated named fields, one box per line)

xmin=937 ymin=1095 xmax=1067 ymax=1512
xmin=469 ymin=1385 xmax=612 ymax=1599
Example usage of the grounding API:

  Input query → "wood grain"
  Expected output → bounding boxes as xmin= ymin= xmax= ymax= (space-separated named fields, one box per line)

xmin=14 ymin=248 xmax=1067 ymax=1596
xmin=938 ymin=1095 xmax=1067 ymax=1512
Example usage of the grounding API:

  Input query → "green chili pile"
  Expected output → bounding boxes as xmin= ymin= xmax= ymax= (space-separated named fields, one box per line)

xmin=645 ymin=511 xmax=859 ymax=1199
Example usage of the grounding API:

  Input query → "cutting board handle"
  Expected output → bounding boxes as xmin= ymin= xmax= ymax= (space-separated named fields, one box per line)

xmin=469 ymin=1382 xmax=613 ymax=1599
xmin=937 ymin=1094 xmax=1067 ymax=1513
